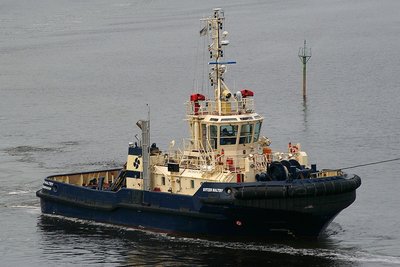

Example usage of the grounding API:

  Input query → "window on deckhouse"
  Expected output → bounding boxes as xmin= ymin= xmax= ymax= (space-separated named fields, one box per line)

xmin=253 ymin=121 xmax=262 ymax=142
xmin=239 ymin=124 xmax=253 ymax=144
xmin=201 ymin=124 xmax=207 ymax=149
xmin=220 ymin=125 xmax=238 ymax=145
xmin=209 ymin=125 xmax=218 ymax=149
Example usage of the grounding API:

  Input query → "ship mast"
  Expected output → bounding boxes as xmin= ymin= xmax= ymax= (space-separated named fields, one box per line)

xmin=201 ymin=8 xmax=234 ymax=115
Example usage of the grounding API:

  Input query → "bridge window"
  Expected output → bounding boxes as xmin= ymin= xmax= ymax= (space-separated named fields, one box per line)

xmin=239 ymin=124 xmax=253 ymax=144
xmin=221 ymin=118 xmax=238 ymax=122
xmin=210 ymin=125 xmax=218 ymax=149
xmin=254 ymin=121 xmax=262 ymax=142
xmin=220 ymin=125 xmax=238 ymax=145
xmin=201 ymin=124 xmax=207 ymax=149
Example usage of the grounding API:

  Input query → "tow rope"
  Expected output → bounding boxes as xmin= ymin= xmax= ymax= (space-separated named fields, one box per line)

xmin=340 ymin=157 xmax=400 ymax=170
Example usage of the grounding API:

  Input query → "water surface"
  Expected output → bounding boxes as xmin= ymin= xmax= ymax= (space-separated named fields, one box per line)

xmin=1 ymin=0 xmax=399 ymax=266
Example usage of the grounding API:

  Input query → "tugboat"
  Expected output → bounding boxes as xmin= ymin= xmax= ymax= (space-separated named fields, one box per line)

xmin=37 ymin=8 xmax=361 ymax=238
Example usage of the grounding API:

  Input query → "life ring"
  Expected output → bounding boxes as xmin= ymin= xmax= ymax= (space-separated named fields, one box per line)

xmin=290 ymin=145 xmax=299 ymax=154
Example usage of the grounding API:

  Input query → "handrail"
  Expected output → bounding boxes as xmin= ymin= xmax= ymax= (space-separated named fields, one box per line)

xmin=186 ymin=98 xmax=255 ymax=116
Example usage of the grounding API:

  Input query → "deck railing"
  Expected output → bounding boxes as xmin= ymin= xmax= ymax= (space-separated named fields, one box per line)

xmin=166 ymin=140 xmax=271 ymax=173
xmin=48 ymin=169 xmax=121 ymax=186
xmin=186 ymin=98 xmax=255 ymax=116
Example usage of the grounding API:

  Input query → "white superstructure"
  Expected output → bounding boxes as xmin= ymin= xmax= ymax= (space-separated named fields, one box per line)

xmin=125 ymin=8 xmax=308 ymax=195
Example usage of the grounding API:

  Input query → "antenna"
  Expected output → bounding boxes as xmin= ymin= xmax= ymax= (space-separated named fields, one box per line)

xmin=298 ymin=40 xmax=311 ymax=100
xmin=201 ymin=8 xmax=235 ymax=115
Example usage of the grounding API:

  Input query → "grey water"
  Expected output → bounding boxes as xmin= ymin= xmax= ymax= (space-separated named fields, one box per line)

xmin=1 ymin=0 xmax=399 ymax=266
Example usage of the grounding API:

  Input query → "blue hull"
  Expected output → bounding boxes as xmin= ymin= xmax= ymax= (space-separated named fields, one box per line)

xmin=37 ymin=173 xmax=360 ymax=238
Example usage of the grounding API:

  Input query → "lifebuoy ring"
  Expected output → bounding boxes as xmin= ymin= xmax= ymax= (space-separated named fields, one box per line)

xmin=288 ymin=143 xmax=299 ymax=154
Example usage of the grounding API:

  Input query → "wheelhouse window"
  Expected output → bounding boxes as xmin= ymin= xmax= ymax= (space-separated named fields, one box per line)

xmin=210 ymin=125 xmax=218 ymax=149
xmin=239 ymin=124 xmax=253 ymax=144
xmin=254 ymin=121 xmax=262 ymax=142
xmin=220 ymin=125 xmax=238 ymax=145
xmin=201 ymin=124 xmax=207 ymax=149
